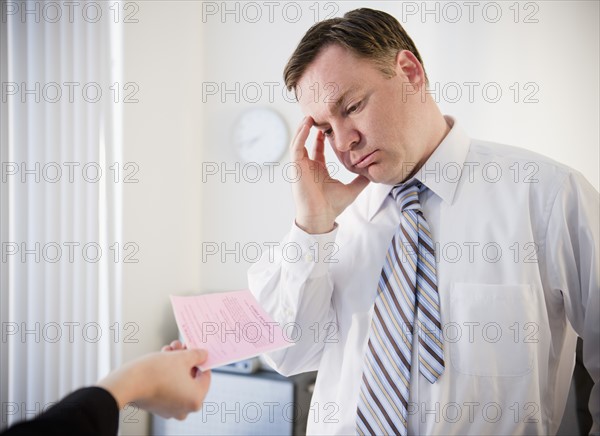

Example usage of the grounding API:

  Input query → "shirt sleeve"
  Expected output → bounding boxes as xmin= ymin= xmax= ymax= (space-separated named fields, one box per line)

xmin=248 ymin=222 xmax=339 ymax=376
xmin=545 ymin=170 xmax=600 ymax=435
xmin=1 ymin=387 xmax=119 ymax=436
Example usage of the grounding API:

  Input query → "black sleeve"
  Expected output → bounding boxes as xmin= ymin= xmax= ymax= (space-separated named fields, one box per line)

xmin=1 ymin=387 xmax=119 ymax=436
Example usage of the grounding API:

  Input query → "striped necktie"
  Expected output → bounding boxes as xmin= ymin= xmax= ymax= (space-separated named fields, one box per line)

xmin=356 ymin=181 xmax=444 ymax=436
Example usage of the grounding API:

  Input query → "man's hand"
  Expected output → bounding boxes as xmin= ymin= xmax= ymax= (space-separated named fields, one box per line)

xmin=291 ymin=116 xmax=370 ymax=234
xmin=97 ymin=344 xmax=211 ymax=420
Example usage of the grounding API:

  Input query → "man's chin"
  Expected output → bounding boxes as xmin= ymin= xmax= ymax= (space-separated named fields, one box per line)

xmin=344 ymin=164 xmax=398 ymax=185
xmin=360 ymin=165 xmax=396 ymax=185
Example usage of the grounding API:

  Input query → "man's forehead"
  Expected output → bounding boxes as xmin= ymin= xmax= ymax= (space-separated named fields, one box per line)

xmin=296 ymin=79 xmax=362 ymax=108
xmin=298 ymin=78 xmax=360 ymax=94
xmin=295 ymin=46 xmax=380 ymax=108
xmin=297 ymin=46 xmax=360 ymax=86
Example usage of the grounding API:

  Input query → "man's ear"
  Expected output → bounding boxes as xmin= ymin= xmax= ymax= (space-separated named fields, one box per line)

xmin=395 ymin=50 xmax=426 ymax=88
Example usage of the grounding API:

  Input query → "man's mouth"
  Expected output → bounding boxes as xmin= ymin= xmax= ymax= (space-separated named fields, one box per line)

xmin=353 ymin=150 xmax=378 ymax=169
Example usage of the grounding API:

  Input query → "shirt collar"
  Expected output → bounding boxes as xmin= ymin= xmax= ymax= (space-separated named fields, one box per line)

xmin=367 ymin=115 xmax=471 ymax=221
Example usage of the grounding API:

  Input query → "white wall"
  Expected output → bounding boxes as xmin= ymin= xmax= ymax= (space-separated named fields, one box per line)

xmin=121 ymin=2 xmax=204 ymax=433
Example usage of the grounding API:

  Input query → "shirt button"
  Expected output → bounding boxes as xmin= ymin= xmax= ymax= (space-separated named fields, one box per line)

xmin=305 ymin=253 xmax=314 ymax=262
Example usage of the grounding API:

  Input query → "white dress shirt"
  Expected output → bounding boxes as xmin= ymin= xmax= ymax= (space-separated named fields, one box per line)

xmin=248 ymin=116 xmax=599 ymax=435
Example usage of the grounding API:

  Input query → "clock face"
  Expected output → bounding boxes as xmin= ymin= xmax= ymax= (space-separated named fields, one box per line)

xmin=232 ymin=108 xmax=288 ymax=164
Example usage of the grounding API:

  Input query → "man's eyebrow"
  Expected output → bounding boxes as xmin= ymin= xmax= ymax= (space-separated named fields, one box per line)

xmin=313 ymin=120 xmax=330 ymax=129
xmin=312 ymin=85 xmax=360 ymax=128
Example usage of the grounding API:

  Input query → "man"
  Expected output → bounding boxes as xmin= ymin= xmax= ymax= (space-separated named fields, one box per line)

xmin=248 ymin=8 xmax=599 ymax=435
xmin=1 ymin=341 xmax=210 ymax=435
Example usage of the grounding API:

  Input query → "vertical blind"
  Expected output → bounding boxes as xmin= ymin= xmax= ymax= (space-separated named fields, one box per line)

xmin=1 ymin=1 xmax=123 ymax=428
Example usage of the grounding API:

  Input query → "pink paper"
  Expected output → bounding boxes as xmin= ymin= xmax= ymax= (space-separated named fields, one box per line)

xmin=170 ymin=289 xmax=293 ymax=370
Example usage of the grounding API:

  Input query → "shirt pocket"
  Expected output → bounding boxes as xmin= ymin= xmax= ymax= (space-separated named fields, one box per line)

xmin=447 ymin=282 xmax=536 ymax=377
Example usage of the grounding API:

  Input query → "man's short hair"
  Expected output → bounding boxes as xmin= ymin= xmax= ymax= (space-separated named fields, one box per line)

xmin=283 ymin=8 xmax=428 ymax=93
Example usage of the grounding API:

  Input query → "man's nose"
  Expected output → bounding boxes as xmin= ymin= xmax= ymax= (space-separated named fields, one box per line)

xmin=333 ymin=124 xmax=360 ymax=153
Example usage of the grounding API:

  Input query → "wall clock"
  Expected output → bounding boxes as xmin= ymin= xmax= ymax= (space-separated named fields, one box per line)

xmin=232 ymin=108 xmax=288 ymax=164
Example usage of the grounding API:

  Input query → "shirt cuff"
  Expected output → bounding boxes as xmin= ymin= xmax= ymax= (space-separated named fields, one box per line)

xmin=285 ymin=221 xmax=339 ymax=278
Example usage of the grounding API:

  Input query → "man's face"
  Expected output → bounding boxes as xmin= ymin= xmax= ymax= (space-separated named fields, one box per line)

xmin=297 ymin=44 xmax=428 ymax=185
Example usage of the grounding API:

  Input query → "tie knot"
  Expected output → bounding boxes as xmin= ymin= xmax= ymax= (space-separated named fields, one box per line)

xmin=392 ymin=181 xmax=423 ymax=211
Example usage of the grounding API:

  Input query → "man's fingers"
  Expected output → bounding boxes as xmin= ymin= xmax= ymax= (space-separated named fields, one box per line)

xmin=312 ymin=130 xmax=326 ymax=164
xmin=291 ymin=117 xmax=312 ymax=162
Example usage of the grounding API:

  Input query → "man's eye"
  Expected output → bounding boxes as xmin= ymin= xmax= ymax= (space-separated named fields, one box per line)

xmin=347 ymin=102 xmax=361 ymax=114
xmin=324 ymin=128 xmax=333 ymax=137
